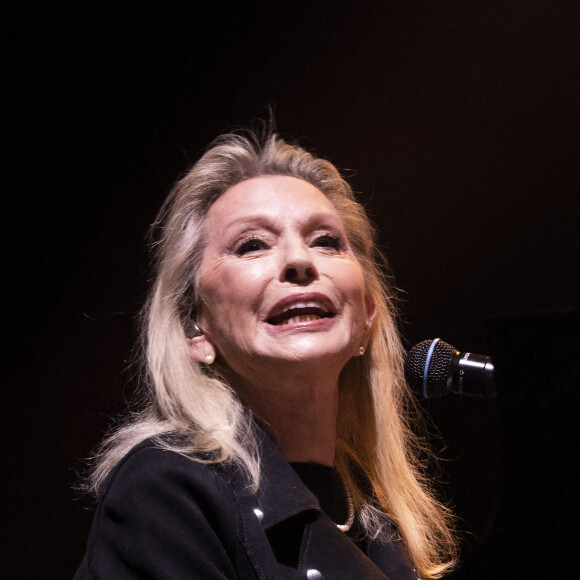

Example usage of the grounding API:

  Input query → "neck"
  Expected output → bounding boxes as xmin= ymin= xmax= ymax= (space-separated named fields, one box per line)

xmin=227 ymin=363 xmax=340 ymax=466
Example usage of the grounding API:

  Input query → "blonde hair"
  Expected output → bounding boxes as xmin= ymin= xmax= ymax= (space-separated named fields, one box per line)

xmin=87 ymin=128 xmax=456 ymax=578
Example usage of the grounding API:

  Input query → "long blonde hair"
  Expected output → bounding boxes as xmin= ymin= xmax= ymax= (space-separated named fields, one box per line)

xmin=87 ymin=128 xmax=456 ymax=578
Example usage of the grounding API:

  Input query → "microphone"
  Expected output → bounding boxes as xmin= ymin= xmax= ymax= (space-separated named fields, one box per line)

xmin=404 ymin=338 xmax=495 ymax=399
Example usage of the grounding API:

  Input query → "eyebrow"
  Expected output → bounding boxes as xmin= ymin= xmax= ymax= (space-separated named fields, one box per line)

xmin=222 ymin=211 xmax=344 ymax=238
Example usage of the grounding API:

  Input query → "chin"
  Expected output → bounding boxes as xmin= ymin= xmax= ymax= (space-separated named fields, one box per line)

xmin=270 ymin=341 xmax=354 ymax=366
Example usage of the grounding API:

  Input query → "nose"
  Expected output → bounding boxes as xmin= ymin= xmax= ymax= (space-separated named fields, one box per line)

xmin=281 ymin=237 xmax=318 ymax=284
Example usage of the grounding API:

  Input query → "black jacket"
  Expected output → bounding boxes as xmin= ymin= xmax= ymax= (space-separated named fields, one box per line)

xmin=74 ymin=428 xmax=416 ymax=579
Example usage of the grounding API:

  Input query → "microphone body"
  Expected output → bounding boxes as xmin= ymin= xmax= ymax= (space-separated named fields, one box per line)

xmin=404 ymin=338 xmax=495 ymax=399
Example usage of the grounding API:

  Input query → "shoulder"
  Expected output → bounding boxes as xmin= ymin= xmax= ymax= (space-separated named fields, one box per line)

xmin=101 ymin=437 xmax=239 ymax=516
xmin=103 ymin=437 xmax=216 ymax=483
xmin=81 ymin=438 xmax=246 ymax=578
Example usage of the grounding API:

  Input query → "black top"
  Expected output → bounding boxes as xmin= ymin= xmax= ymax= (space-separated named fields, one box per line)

xmin=290 ymin=462 xmax=350 ymax=526
xmin=74 ymin=428 xmax=418 ymax=579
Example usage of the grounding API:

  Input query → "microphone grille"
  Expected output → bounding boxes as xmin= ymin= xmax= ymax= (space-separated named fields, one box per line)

xmin=404 ymin=339 xmax=457 ymax=397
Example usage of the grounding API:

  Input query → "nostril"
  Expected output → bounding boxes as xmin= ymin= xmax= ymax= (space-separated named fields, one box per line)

xmin=284 ymin=264 xmax=316 ymax=283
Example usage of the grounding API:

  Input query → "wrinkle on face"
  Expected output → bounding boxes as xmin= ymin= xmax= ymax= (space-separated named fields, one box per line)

xmin=192 ymin=175 xmax=371 ymax=389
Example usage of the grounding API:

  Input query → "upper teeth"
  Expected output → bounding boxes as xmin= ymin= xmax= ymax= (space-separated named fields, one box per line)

xmin=281 ymin=301 xmax=329 ymax=314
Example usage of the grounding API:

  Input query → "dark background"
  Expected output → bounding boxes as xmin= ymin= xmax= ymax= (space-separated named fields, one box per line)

xmin=4 ymin=2 xmax=579 ymax=578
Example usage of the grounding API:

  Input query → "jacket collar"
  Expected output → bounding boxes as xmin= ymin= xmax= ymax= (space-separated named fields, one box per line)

xmin=254 ymin=426 xmax=321 ymax=529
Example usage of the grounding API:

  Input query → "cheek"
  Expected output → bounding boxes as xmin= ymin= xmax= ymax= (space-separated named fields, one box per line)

xmin=343 ymin=270 xmax=370 ymax=339
xmin=197 ymin=260 xmax=268 ymax=327
xmin=196 ymin=261 xmax=232 ymax=328
xmin=337 ymin=263 xmax=366 ymax=308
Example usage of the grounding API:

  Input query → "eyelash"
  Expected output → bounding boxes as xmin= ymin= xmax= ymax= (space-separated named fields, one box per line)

xmin=313 ymin=234 xmax=341 ymax=250
xmin=235 ymin=238 xmax=267 ymax=255
xmin=234 ymin=234 xmax=343 ymax=256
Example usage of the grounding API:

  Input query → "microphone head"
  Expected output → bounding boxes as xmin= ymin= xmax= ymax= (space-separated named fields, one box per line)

xmin=404 ymin=338 xmax=458 ymax=398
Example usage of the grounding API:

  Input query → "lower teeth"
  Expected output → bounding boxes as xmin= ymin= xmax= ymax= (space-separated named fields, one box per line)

xmin=279 ymin=314 xmax=321 ymax=325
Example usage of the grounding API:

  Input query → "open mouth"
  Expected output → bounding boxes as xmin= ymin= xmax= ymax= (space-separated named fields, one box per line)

xmin=266 ymin=298 xmax=337 ymax=326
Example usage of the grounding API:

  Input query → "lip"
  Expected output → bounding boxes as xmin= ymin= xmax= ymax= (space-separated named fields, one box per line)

xmin=265 ymin=292 xmax=338 ymax=324
xmin=266 ymin=315 xmax=336 ymax=334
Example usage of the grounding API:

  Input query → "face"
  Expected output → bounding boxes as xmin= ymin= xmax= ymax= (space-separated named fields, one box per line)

xmin=193 ymin=176 xmax=373 ymax=384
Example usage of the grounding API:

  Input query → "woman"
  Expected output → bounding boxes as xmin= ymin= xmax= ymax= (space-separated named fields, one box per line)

xmin=75 ymin=128 xmax=457 ymax=579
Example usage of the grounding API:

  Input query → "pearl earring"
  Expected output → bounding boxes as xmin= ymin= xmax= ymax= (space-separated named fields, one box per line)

xmin=205 ymin=354 xmax=215 ymax=365
xmin=359 ymin=346 xmax=365 ymax=356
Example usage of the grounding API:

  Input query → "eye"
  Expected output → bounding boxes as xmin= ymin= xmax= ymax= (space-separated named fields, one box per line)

xmin=313 ymin=234 xmax=341 ymax=250
xmin=235 ymin=237 xmax=267 ymax=255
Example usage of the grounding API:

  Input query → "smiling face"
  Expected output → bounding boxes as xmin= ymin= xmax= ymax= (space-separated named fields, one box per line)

xmin=191 ymin=175 xmax=373 ymax=387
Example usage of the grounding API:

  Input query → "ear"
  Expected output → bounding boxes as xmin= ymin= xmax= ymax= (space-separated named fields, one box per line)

xmin=355 ymin=293 xmax=376 ymax=355
xmin=364 ymin=292 xmax=376 ymax=335
xmin=186 ymin=334 xmax=217 ymax=365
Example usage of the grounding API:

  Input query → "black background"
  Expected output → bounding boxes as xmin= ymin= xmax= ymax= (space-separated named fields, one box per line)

xmin=4 ymin=2 xmax=579 ymax=578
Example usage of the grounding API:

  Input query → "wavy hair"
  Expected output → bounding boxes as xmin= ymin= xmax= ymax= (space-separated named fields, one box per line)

xmin=87 ymin=128 xmax=456 ymax=578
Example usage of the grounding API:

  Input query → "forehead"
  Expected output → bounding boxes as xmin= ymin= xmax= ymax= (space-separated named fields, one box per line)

xmin=206 ymin=175 xmax=342 ymax=230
